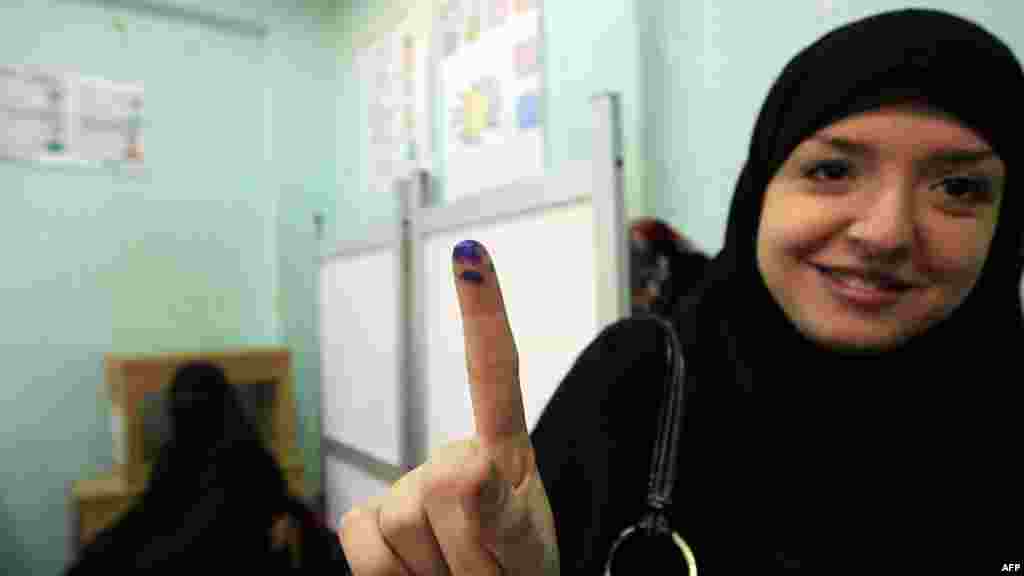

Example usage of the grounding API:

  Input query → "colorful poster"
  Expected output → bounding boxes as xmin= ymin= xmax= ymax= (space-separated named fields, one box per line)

xmin=439 ymin=0 xmax=543 ymax=202
xmin=357 ymin=17 xmax=431 ymax=195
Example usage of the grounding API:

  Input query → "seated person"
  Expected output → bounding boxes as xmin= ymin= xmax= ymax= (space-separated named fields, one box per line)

xmin=66 ymin=361 xmax=345 ymax=572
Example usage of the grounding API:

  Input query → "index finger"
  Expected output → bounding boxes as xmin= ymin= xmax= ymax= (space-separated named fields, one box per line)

xmin=452 ymin=240 xmax=528 ymax=450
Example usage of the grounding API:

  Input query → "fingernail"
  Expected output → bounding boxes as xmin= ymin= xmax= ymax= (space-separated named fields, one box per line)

xmin=460 ymin=269 xmax=484 ymax=284
xmin=453 ymin=239 xmax=484 ymax=265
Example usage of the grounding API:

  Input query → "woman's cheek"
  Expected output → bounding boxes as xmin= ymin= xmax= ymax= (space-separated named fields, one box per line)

xmin=918 ymin=218 xmax=996 ymax=294
xmin=763 ymin=195 xmax=842 ymax=261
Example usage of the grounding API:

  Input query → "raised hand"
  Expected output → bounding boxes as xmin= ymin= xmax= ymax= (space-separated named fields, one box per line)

xmin=339 ymin=239 xmax=559 ymax=575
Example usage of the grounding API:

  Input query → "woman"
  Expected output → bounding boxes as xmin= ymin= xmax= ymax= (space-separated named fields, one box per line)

xmin=340 ymin=8 xmax=1022 ymax=574
xmin=538 ymin=7 xmax=1024 ymax=571
xmin=67 ymin=362 xmax=339 ymax=572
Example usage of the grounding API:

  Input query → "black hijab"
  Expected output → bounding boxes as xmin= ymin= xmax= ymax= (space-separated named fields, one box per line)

xmin=669 ymin=8 xmax=1023 ymax=568
xmin=149 ymin=361 xmax=282 ymax=492
xmin=67 ymin=362 xmax=293 ymax=572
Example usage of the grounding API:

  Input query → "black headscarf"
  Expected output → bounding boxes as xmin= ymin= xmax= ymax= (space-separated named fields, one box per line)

xmin=67 ymin=362 xmax=293 ymax=572
xmin=669 ymin=8 xmax=1023 ymax=568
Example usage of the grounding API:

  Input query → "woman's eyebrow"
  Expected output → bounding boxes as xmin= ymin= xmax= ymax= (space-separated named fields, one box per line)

xmin=811 ymin=135 xmax=996 ymax=167
xmin=925 ymin=148 xmax=997 ymax=167
xmin=812 ymin=135 xmax=875 ymax=157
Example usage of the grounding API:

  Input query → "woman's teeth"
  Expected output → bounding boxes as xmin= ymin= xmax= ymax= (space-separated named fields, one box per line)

xmin=823 ymin=268 xmax=902 ymax=291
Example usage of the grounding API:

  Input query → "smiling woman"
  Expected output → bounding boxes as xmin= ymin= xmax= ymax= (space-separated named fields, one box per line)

xmin=334 ymin=7 xmax=1023 ymax=575
xmin=757 ymin=103 xmax=1007 ymax=353
xmin=527 ymin=7 xmax=1024 ymax=574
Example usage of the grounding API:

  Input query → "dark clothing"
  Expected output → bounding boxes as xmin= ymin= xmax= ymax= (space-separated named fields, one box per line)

xmin=532 ymin=317 xmax=1021 ymax=574
xmin=535 ymin=9 xmax=1024 ymax=573
xmin=65 ymin=362 xmax=348 ymax=573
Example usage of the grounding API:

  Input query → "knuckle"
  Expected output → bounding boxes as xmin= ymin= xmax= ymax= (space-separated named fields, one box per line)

xmin=378 ymin=496 xmax=425 ymax=538
xmin=339 ymin=508 xmax=405 ymax=576
xmin=420 ymin=467 xmax=454 ymax=501
xmin=423 ymin=440 xmax=481 ymax=496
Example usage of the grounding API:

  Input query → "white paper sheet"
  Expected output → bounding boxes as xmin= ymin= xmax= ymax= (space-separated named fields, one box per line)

xmin=0 ymin=65 xmax=143 ymax=166
xmin=75 ymin=75 xmax=144 ymax=164
xmin=0 ymin=65 xmax=68 ymax=161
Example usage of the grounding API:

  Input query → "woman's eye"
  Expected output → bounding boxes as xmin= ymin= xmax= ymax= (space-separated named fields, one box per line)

xmin=936 ymin=177 xmax=992 ymax=202
xmin=803 ymin=159 xmax=852 ymax=181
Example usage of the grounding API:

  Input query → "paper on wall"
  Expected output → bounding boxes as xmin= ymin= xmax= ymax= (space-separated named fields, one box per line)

xmin=357 ymin=15 xmax=432 ymax=195
xmin=396 ymin=16 xmax=433 ymax=175
xmin=0 ymin=64 xmax=144 ymax=166
xmin=359 ymin=34 xmax=400 ymax=196
xmin=75 ymin=75 xmax=145 ymax=164
xmin=440 ymin=0 xmax=543 ymax=202
xmin=0 ymin=65 xmax=69 ymax=161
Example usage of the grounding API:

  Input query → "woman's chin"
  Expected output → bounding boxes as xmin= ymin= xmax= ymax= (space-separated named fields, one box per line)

xmin=799 ymin=322 xmax=914 ymax=356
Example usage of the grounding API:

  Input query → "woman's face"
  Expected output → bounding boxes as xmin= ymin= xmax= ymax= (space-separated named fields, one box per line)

xmin=756 ymin=104 xmax=1006 ymax=353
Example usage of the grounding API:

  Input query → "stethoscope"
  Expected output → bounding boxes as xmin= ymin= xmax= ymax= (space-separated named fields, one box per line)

xmin=604 ymin=314 xmax=697 ymax=575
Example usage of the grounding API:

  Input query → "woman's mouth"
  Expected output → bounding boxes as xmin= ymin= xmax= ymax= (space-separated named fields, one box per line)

xmin=814 ymin=264 xmax=913 ymax=308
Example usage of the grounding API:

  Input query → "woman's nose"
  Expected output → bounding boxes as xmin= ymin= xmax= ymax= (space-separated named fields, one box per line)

xmin=845 ymin=183 xmax=915 ymax=262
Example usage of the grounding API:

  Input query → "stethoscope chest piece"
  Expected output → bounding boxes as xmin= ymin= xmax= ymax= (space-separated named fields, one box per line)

xmin=603 ymin=510 xmax=697 ymax=575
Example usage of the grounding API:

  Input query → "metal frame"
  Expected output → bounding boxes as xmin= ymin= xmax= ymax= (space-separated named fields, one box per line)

xmin=318 ymin=178 xmax=410 ymax=479
xmin=590 ymin=92 xmax=630 ymax=326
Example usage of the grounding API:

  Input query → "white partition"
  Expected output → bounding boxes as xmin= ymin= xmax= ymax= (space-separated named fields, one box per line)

xmin=319 ymin=209 xmax=408 ymax=469
xmin=323 ymin=439 xmax=405 ymax=532
xmin=410 ymin=93 xmax=626 ymax=459
xmin=421 ymin=197 xmax=599 ymax=446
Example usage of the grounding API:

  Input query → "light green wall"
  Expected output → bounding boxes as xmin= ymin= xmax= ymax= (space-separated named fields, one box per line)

xmin=644 ymin=1 xmax=1024 ymax=254
xmin=0 ymin=1 xmax=335 ymax=574
xmin=7 ymin=1 xmax=1023 ymax=574
xmin=269 ymin=0 xmax=339 ymax=526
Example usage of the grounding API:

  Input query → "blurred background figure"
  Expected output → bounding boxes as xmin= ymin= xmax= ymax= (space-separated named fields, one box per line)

xmin=629 ymin=218 xmax=710 ymax=318
xmin=65 ymin=361 xmax=347 ymax=573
